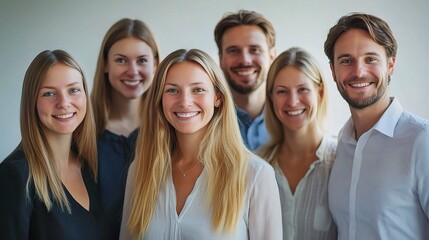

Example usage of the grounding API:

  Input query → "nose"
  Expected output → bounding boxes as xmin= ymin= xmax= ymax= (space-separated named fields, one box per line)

xmin=127 ymin=62 xmax=139 ymax=76
xmin=239 ymin=51 xmax=252 ymax=65
xmin=287 ymin=91 xmax=299 ymax=107
xmin=56 ymin=92 xmax=71 ymax=108
xmin=178 ymin=92 xmax=192 ymax=108
xmin=352 ymin=60 xmax=367 ymax=78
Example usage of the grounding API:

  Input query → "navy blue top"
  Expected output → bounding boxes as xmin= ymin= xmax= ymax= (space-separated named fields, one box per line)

xmin=0 ymin=147 xmax=107 ymax=240
xmin=97 ymin=129 xmax=138 ymax=240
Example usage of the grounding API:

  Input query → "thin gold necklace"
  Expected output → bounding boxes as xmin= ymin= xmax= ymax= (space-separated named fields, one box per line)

xmin=177 ymin=161 xmax=200 ymax=177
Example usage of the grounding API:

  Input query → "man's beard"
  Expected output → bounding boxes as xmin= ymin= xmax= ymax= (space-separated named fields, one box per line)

xmin=225 ymin=74 xmax=265 ymax=94
xmin=337 ymin=75 xmax=389 ymax=109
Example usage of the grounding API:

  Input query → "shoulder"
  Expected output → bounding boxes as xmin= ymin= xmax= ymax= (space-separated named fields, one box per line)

xmin=318 ymin=135 xmax=338 ymax=166
xmin=247 ymin=154 xmax=275 ymax=183
xmin=0 ymin=147 xmax=29 ymax=181
xmin=396 ymin=112 xmax=429 ymax=140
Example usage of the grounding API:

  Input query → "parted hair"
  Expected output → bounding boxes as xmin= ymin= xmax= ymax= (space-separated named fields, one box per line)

xmin=214 ymin=9 xmax=276 ymax=54
xmin=20 ymin=49 xmax=97 ymax=213
xmin=128 ymin=49 xmax=251 ymax=237
xmin=91 ymin=18 xmax=160 ymax=136
xmin=259 ymin=47 xmax=328 ymax=162
xmin=324 ymin=12 xmax=397 ymax=63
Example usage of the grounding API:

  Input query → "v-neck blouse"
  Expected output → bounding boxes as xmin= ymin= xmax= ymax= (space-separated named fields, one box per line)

xmin=120 ymin=155 xmax=282 ymax=240
xmin=0 ymin=148 xmax=107 ymax=240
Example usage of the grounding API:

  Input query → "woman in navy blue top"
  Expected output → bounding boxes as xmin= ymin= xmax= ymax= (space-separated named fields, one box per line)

xmin=90 ymin=18 xmax=160 ymax=240
xmin=0 ymin=50 xmax=106 ymax=239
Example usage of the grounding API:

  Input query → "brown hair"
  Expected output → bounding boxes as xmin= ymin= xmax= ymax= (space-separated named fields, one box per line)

xmin=214 ymin=9 xmax=276 ymax=54
xmin=324 ymin=12 xmax=397 ymax=63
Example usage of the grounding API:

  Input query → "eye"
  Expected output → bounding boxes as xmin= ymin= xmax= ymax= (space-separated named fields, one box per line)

xmin=339 ymin=58 xmax=352 ymax=65
xmin=42 ymin=91 xmax=55 ymax=97
xmin=69 ymin=87 xmax=81 ymax=94
xmin=250 ymin=47 xmax=262 ymax=54
xmin=226 ymin=48 xmax=239 ymax=54
xmin=114 ymin=57 xmax=126 ymax=64
xmin=273 ymin=88 xmax=287 ymax=95
xmin=137 ymin=58 xmax=148 ymax=64
xmin=298 ymin=87 xmax=310 ymax=93
xmin=165 ymin=88 xmax=178 ymax=94
xmin=193 ymin=87 xmax=205 ymax=93
xmin=367 ymin=57 xmax=378 ymax=63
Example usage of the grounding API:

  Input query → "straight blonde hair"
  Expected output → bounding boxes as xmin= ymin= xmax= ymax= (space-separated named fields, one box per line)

xmin=20 ymin=50 xmax=97 ymax=213
xmin=128 ymin=49 xmax=250 ymax=237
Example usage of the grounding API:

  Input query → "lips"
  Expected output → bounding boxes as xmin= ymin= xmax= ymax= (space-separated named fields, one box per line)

xmin=286 ymin=109 xmax=305 ymax=116
xmin=350 ymin=82 xmax=371 ymax=88
xmin=123 ymin=80 xmax=141 ymax=86
xmin=175 ymin=112 xmax=199 ymax=118
xmin=53 ymin=113 xmax=74 ymax=119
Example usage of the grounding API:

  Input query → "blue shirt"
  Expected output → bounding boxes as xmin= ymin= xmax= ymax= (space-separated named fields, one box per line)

xmin=329 ymin=97 xmax=429 ymax=240
xmin=98 ymin=129 xmax=138 ymax=240
xmin=236 ymin=107 xmax=269 ymax=151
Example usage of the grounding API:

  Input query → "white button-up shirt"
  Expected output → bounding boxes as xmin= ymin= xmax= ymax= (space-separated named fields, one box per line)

xmin=272 ymin=136 xmax=338 ymax=240
xmin=120 ymin=155 xmax=282 ymax=240
xmin=329 ymin=97 xmax=429 ymax=240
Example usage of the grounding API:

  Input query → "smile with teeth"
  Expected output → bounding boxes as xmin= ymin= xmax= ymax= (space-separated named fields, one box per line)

xmin=123 ymin=80 xmax=141 ymax=86
xmin=286 ymin=109 xmax=304 ymax=116
xmin=54 ymin=113 xmax=74 ymax=119
xmin=176 ymin=112 xmax=199 ymax=118
xmin=350 ymin=82 xmax=371 ymax=88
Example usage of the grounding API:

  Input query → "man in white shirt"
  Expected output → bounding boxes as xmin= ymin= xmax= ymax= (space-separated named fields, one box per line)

xmin=214 ymin=10 xmax=276 ymax=151
xmin=324 ymin=12 xmax=429 ymax=239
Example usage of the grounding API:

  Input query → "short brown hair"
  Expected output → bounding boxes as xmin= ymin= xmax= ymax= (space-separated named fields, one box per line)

xmin=324 ymin=12 xmax=397 ymax=63
xmin=214 ymin=9 xmax=276 ymax=54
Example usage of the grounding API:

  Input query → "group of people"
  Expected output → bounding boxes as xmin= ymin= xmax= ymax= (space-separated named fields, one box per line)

xmin=0 ymin=9 xmax=428 ymax=240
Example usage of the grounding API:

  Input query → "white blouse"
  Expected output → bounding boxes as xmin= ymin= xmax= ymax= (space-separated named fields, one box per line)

xmin=120 ymin=155 xmax=282 ymax=240
xmin=271 ymin=136 xmax=338 ymax=240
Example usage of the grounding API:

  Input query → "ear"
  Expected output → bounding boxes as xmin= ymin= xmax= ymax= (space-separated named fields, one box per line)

xmin=269 ymin=47 xmax=276 ymax=63
xmin=329 ymin=63 xmax=337 ymax=83
xmin=214 ymin=92 xmax=222 ymax=107
xmin=388 ymin=57 xmax=396 ymax=76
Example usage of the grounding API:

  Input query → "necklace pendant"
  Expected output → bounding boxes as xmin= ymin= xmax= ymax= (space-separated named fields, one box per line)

xmin=183 ymin=173 xmax=186 ymax=177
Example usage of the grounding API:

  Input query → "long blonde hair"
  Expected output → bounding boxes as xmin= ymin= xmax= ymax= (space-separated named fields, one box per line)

xmin=128 ymin=49 xmax=250 ymax=237
xmin=20 ymin=50 xmax=97 ymax=213
xmin=91 ymin=18 xmax=160 ymax=136
xmin=259 ymin=47 xmax=328 ymax=162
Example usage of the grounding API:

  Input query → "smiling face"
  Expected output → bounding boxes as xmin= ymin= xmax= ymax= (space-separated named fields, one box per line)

xmin=219 ymin=25 xmax=275 ymax=94
xmin=271 ymin=66 xmax=321 ymax=131
xmin=37 ymin=63 xmax=87 ymax=138
xmin=162 ymin=62 xmax=221 ymax=138
xmin=330 ymin=29 xmax=395 ymax=109
xmin=105 ymin=37 xmax=156 ymax=100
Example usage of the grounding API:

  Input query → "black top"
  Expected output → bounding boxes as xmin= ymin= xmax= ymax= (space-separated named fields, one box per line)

xmin=97 ymin=129 xmax=138 ymax=240
xmin=0 ymin=147 xmax=107 ymax=240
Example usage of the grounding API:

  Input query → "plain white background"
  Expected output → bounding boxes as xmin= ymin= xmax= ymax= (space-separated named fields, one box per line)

xmin=1 ymin=0 xmax=428 ymax=161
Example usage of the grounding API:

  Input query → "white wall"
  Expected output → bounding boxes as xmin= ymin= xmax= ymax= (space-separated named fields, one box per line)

xmin=1 ymin=0 xmax=428 ymax=160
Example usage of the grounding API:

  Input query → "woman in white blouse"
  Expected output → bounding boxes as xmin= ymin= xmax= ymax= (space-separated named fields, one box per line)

xmin=119 ymin=49 xmax=282 ymax=240
xmin=259 ymin=47 xmax=337 ymax=240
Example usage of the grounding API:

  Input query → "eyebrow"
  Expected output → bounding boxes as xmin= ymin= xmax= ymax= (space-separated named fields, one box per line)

xmin=336 ymin=52 xmax=381 ymax=60
xmin=165 ymin=82 xmax=205 ymax=87
xmin=40 ymin=82 xmax=82 ymax=89
xmin=114 ymin=54 xmax=149 ymax=58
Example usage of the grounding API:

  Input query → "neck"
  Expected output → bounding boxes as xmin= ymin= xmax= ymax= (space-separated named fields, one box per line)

xmin=351 ymin=95 xmax=391 ymax=139
xmin=174 ymin=131 xmax=204 ymax=165
xmin=106 ymin=91 xmax=141 ymax=136
xmin=232 ymin=82 xmax=266 ymax=120
xmin=46 ymin=133 xmax=74 ymax=172
xmin=281 ymin=124 xmax=323 ymax=157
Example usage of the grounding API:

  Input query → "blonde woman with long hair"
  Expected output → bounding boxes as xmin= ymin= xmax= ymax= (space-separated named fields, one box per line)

xmin=259 ymin=47 xmax=337 ymax=239
xmin=0 ymin=50 xmax=105 ymax=239
xmin=119 ymin=49 xmax=282 ymax=239
xmin=91 ymin=18 xmax=160 ymax=240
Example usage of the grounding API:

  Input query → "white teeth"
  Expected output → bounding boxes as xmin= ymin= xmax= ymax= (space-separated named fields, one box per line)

xmin=287 ymin=110 xmax=304 ymax=116
xmin=236 ymin=70 xmax=254 ymax=76
xmin=176 ymin=112 xmax=198 ymax=118
xmin=124 ymin=80 xmax=140 ymax=86
xmin=55 ymin=113 xmax=73 ymax=119
xmin=351 ymin=82 xmax=370 ymax=88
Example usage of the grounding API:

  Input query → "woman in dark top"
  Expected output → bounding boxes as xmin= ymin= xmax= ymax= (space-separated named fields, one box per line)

xmin=0 ymin=50 xmax=105 ymax=239
xmin=90 ymin=18 xmax=160 ymax=239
